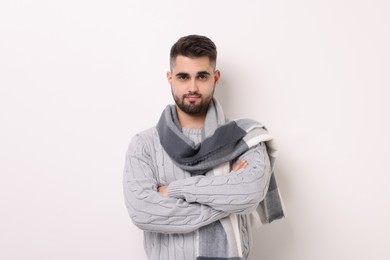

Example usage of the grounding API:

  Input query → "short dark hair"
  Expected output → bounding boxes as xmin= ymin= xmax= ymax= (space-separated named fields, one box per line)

xmin=170 ymin=35 xmax=217 ymax=69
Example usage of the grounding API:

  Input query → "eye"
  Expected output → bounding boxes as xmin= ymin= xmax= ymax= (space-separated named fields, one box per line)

xmin=176 ymin=74 xmax=188 ymax=80
xmin=198 ymin=74 xmax=208 ymax=80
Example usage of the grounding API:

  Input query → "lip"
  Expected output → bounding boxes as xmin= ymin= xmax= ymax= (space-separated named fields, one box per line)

xmin=185 ymin=95 xmax=201 ymax=101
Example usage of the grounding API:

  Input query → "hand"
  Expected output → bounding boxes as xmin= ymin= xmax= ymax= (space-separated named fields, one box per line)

xmin=158 ymin=185 xmax=169 ymax=197
xmin=230 ymin=159 xmax=248 ymax=173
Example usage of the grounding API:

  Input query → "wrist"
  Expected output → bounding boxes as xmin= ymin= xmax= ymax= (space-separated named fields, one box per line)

xmin=167 ymin=180 xmax=185 ymax=199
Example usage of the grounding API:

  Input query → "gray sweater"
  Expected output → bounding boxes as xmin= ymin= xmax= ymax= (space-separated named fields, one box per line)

xmin=123 ymin=126 xmax=272 ymax=260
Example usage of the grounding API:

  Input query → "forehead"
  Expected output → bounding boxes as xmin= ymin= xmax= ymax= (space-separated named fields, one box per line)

xmin=171 ymin=55 xmax=214 ymax=73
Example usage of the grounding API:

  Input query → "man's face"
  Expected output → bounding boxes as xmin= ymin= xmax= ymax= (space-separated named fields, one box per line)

xmin=167 ymin=55 xmax=220 ymax=115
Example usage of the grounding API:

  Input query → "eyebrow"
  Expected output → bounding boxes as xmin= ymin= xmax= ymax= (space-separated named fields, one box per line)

xmin=197 ymin=71 xmax=211 ymax=76
xmin=175 ymin=72 xmax=190 ymax=77
xmin=175 ymin=71 xmax=211 ymax=77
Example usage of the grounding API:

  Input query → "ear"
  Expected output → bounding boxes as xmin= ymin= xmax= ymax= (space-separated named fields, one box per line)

xmin=214 ymin=70 xmax=221 ymax=85
xmin=166 ymin=71 xmax=172 ymax=85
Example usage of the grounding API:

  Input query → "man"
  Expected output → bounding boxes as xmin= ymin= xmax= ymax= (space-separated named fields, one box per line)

xmin=123 ymin=35 xmax=284 ymax=260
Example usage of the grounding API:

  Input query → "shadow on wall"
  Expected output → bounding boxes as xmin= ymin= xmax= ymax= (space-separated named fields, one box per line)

xmin=214 ymin=77 xmax=234 ymax=116
xmin=252 ymin=163 xmax=293 ymax=259
xmin=252 ymin=216 xmax=292 ymax=259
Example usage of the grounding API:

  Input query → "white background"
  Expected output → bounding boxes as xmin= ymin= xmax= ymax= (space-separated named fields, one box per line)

xmin=1 ymin=0 xmax=389 ymax=259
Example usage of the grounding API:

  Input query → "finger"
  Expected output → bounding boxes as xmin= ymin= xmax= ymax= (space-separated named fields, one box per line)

xmin=231 ymin=160 xmax=248 ymax=172
xmin=240 ymin=160 xmax=248 ymax=169
xmin=231 ymin=162 xmax=243 ymax=172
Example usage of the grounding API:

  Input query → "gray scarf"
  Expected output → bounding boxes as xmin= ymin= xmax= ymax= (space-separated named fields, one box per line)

xmin=156 ymin=99 xmax=285 ymax=259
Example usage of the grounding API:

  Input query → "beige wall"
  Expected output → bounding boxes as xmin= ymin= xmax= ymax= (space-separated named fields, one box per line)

xmin=1 ymin=0 xmax=389 ymax=259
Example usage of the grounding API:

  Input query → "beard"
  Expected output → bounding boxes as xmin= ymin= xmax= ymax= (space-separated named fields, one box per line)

xmin=172 ymin=90 xmax=214 ymax=115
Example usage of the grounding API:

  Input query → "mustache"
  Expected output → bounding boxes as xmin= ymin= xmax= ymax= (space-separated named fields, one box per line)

xmin=183 ymin=92 xmax=202 ymax=98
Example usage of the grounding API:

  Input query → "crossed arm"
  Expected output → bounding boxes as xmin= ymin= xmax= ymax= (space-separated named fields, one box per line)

xmin=123 ymin=134 xmax=271 ymax=234
xmin=157 ymin=159 xmax=248 ymax=196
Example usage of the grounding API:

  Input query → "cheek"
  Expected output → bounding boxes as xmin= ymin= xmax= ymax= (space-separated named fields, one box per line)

xmin=171 ymin=80 xmax=185 ymax=89
xmin=171 ymin=86 xmax=183 ymax=96
xmin=201 ymin=82 xmax=216 ymax=93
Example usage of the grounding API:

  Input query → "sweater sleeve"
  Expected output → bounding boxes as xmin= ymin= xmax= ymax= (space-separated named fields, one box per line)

xmin=123 ymin=134 xmax=229 ymax=234
xmin=167 ymin=142 xmax=272 ymax=214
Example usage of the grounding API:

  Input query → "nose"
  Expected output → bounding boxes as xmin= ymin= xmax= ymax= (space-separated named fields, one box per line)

xmin=188 ymin=78 xmax=199 ymax=92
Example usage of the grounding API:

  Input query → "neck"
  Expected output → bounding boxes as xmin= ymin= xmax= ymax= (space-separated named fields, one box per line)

xmin=176 ymin=107 xmax=206 ymax=128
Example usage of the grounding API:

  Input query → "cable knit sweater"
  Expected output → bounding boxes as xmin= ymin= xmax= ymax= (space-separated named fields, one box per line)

xmin=123 ymin=125 xmax=272 ymax=260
